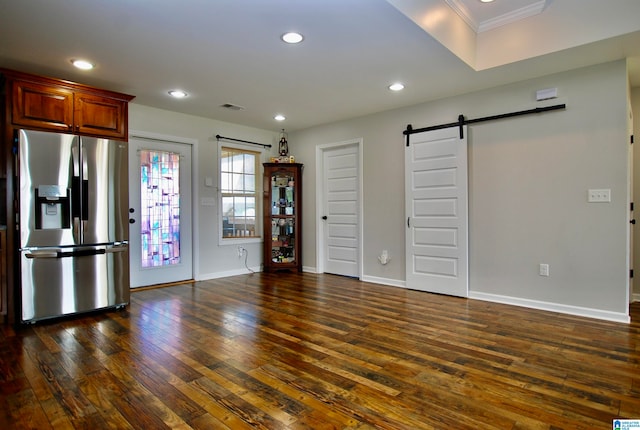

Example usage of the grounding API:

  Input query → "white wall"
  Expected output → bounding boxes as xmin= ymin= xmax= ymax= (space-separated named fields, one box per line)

xmin=128 ymin=105 xmax=278 ymax=280
xmin=127 ymin=61 xmax=631 ymax=321
xmin=290 ymin=60 xmax=630 ymax=321
xmin=632 ymin=86 xmax=640 ymax=301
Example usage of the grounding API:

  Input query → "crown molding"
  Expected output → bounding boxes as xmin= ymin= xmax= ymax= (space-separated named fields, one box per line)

xmin=444 ymin=0 xmax=477 ymax=31
xmin=479 ymin=0 xmax=547 ymax=32
xmin=445 ymin=0 xmax=547 ymax=33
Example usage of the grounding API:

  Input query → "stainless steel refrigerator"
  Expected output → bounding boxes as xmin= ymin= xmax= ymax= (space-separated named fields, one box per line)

xmin=17 ymin=129 xmax=130 ymax=323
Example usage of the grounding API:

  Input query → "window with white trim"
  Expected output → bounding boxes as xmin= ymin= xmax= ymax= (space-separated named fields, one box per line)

xmin=220 ymin=146 xmax=260 ymax=239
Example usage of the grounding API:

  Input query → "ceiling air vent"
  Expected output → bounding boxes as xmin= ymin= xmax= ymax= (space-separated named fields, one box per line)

xmin=220 ymin=103 xmax=245 ymax=111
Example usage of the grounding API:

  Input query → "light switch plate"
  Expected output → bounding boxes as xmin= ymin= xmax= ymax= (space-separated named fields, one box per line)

xmin=539 ymin=263 xmax=549 ymax=277
xmin=588 ymin=189 xmax=611 ymax=203
xmin=536 ymin=87 xmax=558 ymax=101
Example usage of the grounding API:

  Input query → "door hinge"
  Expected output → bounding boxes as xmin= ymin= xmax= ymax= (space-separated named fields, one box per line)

xmin=630 ymin=269 xmax=634 ymax=279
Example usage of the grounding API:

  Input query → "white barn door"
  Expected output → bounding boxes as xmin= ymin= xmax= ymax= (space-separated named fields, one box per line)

xmin=405 ymin=126 xmax=468 ymax=297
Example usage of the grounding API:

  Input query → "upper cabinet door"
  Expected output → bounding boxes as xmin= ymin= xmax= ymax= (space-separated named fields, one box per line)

xmin=2 ymin=68 xmax=134 ymax=140
xmin=74 ymin=93 xmax=128 ymax=139
xmin=12 ymin=80 xmax=74 ymax=133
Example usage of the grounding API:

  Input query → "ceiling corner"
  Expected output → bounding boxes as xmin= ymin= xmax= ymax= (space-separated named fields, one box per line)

xmin=478 ymin=0 xmax=548 ymax=33
xmin=444 ymin=0 xmax=478 ymax=32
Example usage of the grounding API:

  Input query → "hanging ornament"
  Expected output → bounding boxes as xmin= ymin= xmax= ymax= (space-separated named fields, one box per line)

xmin=278 ymin=129 xmax=289 ymax=156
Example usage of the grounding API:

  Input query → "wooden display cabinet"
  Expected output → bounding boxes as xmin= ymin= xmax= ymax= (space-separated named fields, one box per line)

xmin=263 ymin=163 xmax=302 ymax=272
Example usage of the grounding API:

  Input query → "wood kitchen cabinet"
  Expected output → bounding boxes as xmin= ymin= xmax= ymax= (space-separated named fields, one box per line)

xmin=2 ymin=69 xmax=134 ymax=140
xmin=0 ymin=229 xmax=5 ymax=317
xmin=0 ymin=69 xmax=134 ymax=324
xmin=263 ymin=163 xmax=303 ymax=272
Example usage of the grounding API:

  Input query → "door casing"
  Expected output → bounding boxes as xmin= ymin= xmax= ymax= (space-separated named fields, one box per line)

xmin=316 ymin=138 xmax=363 ymax=277
xmin=128 ymin=130 xmax=197 ymax=288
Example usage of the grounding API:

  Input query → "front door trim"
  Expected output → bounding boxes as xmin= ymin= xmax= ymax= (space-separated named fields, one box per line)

xmin=128 ymin=129 xmax=198 ymax=286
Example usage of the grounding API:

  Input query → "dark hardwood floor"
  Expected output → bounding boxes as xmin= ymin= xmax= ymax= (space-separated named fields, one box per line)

xmin=1 ymin=272 xmax=639 ymax=429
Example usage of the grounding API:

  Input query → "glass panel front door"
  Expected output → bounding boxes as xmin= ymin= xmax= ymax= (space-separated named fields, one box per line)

xmin=139 ymin=149 xmax=181 ymax=267
xmin=129 ymin=137 xmax=193 ymax=288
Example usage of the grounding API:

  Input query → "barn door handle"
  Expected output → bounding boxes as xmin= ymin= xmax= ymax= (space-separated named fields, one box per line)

xmin=407 ymin=217 xmax=410 ymax=228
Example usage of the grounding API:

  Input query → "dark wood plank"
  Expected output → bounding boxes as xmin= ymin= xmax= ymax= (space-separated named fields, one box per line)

xmin=1 ymin=272 xmax=639 ymax=429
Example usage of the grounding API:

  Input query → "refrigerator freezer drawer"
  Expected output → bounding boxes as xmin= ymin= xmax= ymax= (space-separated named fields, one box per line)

xmin=20 ymin=246 xmax=129 ymax=322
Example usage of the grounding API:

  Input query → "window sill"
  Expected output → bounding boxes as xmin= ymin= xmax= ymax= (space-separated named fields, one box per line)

xmin=220 ymin=237 xmax=263 ymax=246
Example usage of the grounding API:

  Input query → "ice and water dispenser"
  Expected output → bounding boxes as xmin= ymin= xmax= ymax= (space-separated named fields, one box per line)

xmin=34 ymin=185 xmax=71 ymax=230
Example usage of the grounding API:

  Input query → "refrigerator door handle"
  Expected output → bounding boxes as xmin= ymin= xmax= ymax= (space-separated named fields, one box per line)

xmin=56 ymin=248 xmax=106 ymax=258
xmin=81 ymin=178 xmax=89 ymax=221
xmin=24 ymin=248 xmax=109 ymax=259
xmin=105 ymin=246 xmax=128 ymax=254
xmin=72 ymin=174 xmax=81 ymax=242
xmin=24 ymin=250 xmax=59 ymax=259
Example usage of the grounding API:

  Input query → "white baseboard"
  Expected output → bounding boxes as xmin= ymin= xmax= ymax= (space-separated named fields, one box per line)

xmin=470 ymin=291 xmax=630 ymax=324
xmin=361 ymin=275 xmax=406 ymax=288
xmin=302 ymin=266 xmax=317 ymax=273
xmin=197 ymin=266 xmax=262 ymax=280
xmin=359 ymin=276 xmax=631 ymax=323
xmin=198 ymin=269 xmax=632 ymax=323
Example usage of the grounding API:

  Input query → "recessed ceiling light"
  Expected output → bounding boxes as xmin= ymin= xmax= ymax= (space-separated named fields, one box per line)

xmin=480 ymin=0 xmax=495 ymax=3
xmin=274 ymin=114 xmax=286 ymax=121
xmin=168 ymin=90 xmax=188 ymax=98
xmin=389 ymin=83 xmax=405 ymax=91
xmin=71 ymin=59 xmax=94 ymax=70
xmin=281 ymin=32 xmax=304 ymax=44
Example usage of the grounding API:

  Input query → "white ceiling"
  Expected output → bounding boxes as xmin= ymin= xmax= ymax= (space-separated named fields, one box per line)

xmin=1 ymin=0 xmax=639 ymax=132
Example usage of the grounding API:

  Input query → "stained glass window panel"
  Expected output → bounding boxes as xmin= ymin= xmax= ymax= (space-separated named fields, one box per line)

xmin=140 ymin=149 xmax=181 ymax=268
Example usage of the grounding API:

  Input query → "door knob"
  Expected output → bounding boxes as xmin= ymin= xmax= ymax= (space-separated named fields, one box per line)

xmin=631 ymin=219 xmax=636 ymax=224
xmin=322 ymin=216 xmax=327 ymax=220
xmin=129 ymin=218 xmax=136 ymax=224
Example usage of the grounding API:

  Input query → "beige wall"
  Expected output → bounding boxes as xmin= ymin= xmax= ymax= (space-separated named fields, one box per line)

xmin=128 ymin=104 xmax=278 ymax=279
xmin=128 ymin=60 xmax=631 ymax=321
xmin=290 ymin=60 xmax=630 ymax=320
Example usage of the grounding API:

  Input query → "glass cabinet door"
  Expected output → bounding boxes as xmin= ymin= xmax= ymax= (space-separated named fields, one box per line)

xmin=263 ymin=163 xmax=302 ymax=272
xmin=270 ymin=172 xmax=296 ymax=263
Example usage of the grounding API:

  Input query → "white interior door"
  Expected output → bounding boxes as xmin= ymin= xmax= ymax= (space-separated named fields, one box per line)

xmin=320 ymin=142 xmax=361 ymax=277
xmin=129 ymin=137 xmax=193 ymax=288
xmin=405 ymin=126 xmax=468 ymax=297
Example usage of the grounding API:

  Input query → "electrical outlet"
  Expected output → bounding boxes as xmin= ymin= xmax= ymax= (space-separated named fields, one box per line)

xmin=237 ymin=246 xmax=245 ymax=258
xmin=588 ymin=189 xmax=611 ymax=203
xmin=539 ymin=263 xmax=549 ymax=277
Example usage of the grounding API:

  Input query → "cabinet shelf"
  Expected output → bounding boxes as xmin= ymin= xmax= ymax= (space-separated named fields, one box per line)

xmin=263 ymin=163 xmax=302 ymax=272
